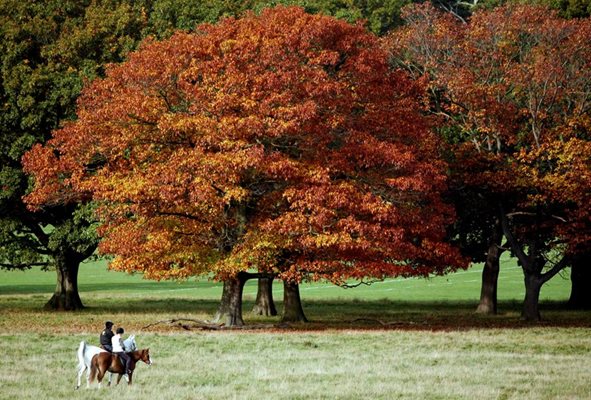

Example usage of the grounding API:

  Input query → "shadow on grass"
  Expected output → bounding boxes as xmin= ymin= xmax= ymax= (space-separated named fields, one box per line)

xmin=2 ymin=289 xmax=588 ymax=331
xmin=77 ymin=298 xmax=591 ymax=331
xmin=0 ymin=281 xmax=214 ymax=295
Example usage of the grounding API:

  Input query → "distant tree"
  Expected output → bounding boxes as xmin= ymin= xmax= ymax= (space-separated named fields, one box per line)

xmin=24 ymin=6 xmax=467 ymax=325
xmin=390 ymin=3 xmax=591 ymax=320
xmin=387 ymin=5 xmax=506 ymax=315
xmin=143 ymin=0 xmax=255 ymax=38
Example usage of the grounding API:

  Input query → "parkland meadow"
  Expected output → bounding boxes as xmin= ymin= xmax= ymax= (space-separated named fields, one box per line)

xmin=1 ymin=257 xmax=590 ymax=400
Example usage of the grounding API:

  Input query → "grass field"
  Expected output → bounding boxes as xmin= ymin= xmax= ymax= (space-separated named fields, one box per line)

xmin=1 ymin=257 xmax=590 ymax=399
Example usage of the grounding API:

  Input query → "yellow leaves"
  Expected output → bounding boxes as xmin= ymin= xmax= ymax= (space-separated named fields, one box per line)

xmin=312 ymin=233 xmax=341 ymax=248
xmin=219 ymin=39 xmax=237 ymax=54
xmin=222 ymin=187 xmax=249 ymax=204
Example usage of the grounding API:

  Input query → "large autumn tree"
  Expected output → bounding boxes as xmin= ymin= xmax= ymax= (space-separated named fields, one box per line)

xmin=23 ymin=6 xmax=466 ymax=325
xmin=390 ymin=3 xmax=591 ymax=320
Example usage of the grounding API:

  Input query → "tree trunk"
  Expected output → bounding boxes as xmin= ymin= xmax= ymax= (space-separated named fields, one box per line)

xmin=476 ymin=223 xmax=504 ymax=314
xmin=522 ymin=272 xmax=543 ymax=321
xmin=499 ymin=210 xmax=544 ymax=322
xmin=44 ymin=253 xmax=84 ymax=311
xmin=252 ymin=277 xmax=277 ymax=316
xmin=213 ymin=273 xmax=249 ymax=326
xmin=568 ymin=253 xmax=591 ymax=309
xmin=281 ymin=281 xmax=308 ymax=323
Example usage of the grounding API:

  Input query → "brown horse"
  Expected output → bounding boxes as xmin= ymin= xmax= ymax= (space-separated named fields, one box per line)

xmin=89 ymin=348 xmax=152 ymax=387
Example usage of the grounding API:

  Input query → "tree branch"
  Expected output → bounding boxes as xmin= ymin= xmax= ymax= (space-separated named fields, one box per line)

xmin=506 ymin=211 xmax=567 ymax=223
xmin=540 ymin=256 xmax=570 ymax=285
xmin=141 ymin=318 xmax=285 ymax=331
xmin=142 ymin=318 xmax=223 ymax=330
xmin=338 ymin=279 xmax=384 ymax=289
xmin=500 ymin=208 xmax=531 ymax=270
xmin=0 ymin=262 xmax=50 ymax=269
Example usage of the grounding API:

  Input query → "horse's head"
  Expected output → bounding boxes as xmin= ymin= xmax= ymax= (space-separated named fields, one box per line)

xmin=139 ymin=348 xmax=152 ymax=366
xmin=124 ymin=335 xmax=137 ymax=352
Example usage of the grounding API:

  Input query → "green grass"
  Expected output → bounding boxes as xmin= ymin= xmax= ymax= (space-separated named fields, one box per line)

xmin=0 ymin=252 xmax=572 ymax=303
xmin=1 ymin=256 xmax=589 ymax=399
xmin=0 ymin=254 xmax=578 ymax=332
xmin=1 ymin=330 xmax=590 ymax=400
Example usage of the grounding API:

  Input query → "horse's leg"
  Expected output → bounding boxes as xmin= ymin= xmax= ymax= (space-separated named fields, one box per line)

xmin=116 ymin=374 xmax=123 ymax=385
xmin=107 ymin=371 xmax=112 ymax=387
xmin=86 ymin=365 xmax=91 ymax=389
xmin=75 ymin=364 xmax=85 ymax=389
xmin=96 ymin=365 xmax=107 ymax=389
xmin=127 ymin=371 xmax=133 ymax=386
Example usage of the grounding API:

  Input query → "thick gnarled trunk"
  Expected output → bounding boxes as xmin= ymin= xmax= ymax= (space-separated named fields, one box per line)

xmin=213 ymin=273 xmax=249 ymax=326
xmin=44 ymin=254 xmax=84 ymax=311
xmin=281 ymin=281 xmax=308 ymax=323
xmin=252 ymin=277 xmax=277 ymax=316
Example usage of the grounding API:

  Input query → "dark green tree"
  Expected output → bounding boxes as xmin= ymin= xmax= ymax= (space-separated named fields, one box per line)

xmin=0 ymin=0 xmax=148 ymax=309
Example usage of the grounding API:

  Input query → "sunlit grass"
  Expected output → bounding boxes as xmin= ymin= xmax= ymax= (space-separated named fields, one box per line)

xmin=0 ymin=253 xmax=571 ymax=303
xmin=0 ymin=254 xmax=580 ymax=333
xmin=1 ymin=330 xmax=590 ymax=400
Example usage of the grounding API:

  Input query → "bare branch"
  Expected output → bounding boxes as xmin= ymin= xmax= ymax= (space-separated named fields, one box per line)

xmin=540 ymin=256 xmax=570 ymax=285
xmin=500 ymin=209 xmax=531 ymax=270
xmin=338 ymin=279 xmax=384 ymax=289
xmin=141 ymin=318 xmax=286 ymax=331
xmin=142 ymin=318 xmax=223 ymax=330
xmin=435 ymin=1 xmax=468 ymax=24
xmin=505 ymin=211 xmax=567 ymax=223
xmin=0 ymin=262 xmax=50 ymax=269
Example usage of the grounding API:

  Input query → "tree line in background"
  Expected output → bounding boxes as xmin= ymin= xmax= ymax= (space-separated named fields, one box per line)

xmin=1 ymin=0 xmax=590 ymax=324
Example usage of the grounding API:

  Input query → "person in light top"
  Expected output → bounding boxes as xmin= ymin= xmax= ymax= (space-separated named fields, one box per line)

xmin=111 ymin=327 xmax=132 ymax=375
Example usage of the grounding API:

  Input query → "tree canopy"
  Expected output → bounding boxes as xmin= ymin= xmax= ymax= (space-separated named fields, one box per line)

xmin=24 ymin=6 xmax=467 ymax=289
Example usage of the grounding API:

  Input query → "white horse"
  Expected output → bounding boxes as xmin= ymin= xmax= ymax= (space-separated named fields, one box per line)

xmin=76 ymin=335 xmax=137 ymax=389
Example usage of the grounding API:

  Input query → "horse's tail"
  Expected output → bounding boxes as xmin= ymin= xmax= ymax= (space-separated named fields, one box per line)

xmin=88 ymin=357 xmax=98 ymax=385
xmin=77 ymin=341 xmax=86 ymax=368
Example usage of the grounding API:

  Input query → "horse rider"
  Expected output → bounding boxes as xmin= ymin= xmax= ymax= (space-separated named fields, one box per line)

xmin=99 ymin=320 xmax=114 ymax=352
xmin=112 ymin=327 xmax=132 ymax=375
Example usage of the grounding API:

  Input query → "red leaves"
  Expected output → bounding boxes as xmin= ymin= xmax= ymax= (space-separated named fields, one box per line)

xmin=393 ymin=3 xmax=591 ymax=260
xmin=24 ymin=6 xmax=467 ymax=282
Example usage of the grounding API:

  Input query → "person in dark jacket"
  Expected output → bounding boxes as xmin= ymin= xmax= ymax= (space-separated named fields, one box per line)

xmin=99 ymin=320 xmax=114 ymax=352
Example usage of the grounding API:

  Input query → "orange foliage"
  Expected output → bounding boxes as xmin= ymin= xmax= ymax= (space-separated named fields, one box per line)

xmin=23 ymin=6 xmax=467 ymax=282
xmin=390 ymin=4 xmax=591 ymax=256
